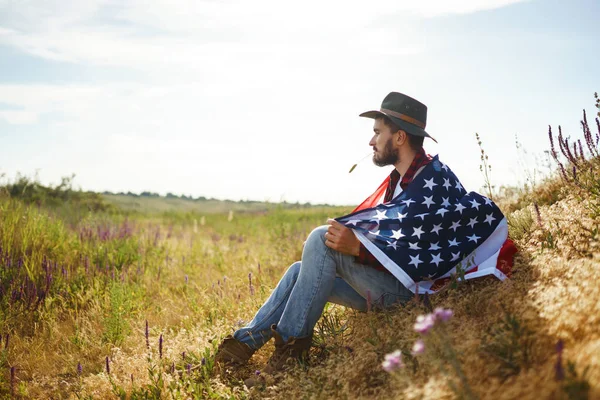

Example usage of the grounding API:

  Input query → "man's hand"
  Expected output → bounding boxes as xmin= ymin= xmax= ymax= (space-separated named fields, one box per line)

xmin=324 ymin=218 xmax=361 ymax=256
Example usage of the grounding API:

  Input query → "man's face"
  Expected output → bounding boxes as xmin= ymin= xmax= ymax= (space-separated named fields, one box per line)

xmin=369 ymin=118 xmax=399 ymax=167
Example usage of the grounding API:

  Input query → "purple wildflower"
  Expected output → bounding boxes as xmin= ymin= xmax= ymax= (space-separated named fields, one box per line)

xmin=77 ymin=362 xmax=83 ymax=375
xmin=159 ymin=334 xmax=163 ymax=359
xmin=5 ymin=333 xmax=9 ymax=350
xmin=10 ymin=366 xmax=15 ymax=396
xmin=248 ymin=273 xmax=254 ymax=295
xmin=145 ymin=320 xmax=149 ymax=349
xmin=185 ymin=275 xmax=188 ymax=285
xmin=382 ymin=350 xmax=403 ymax=372
xmin=201 ymin=357 xmax=206 ymax=366
xmin=105 ymin=356 xmax=110 ymax=374
xmin=548 ymin=125 xmax=558 ymax=160
xmin=182 ymin=351 xmax=186 ymax=360
xmin=255 ymin=370 xmax=261 ymax=376
xmin=187 ymin=364 xmax=192 ymax=374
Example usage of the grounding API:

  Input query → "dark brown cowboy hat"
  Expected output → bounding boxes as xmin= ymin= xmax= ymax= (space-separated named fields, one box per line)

xmin=360 ymin=92 xmax=437 ymax=143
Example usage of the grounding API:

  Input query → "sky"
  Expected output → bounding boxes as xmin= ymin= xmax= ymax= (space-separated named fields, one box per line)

xmin=0 ymin=0 xmax=598 ymax=205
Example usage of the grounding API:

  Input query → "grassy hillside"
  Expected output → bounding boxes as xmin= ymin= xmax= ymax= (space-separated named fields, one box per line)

xmin=101 ymin=193 xmax=320 ymax=215
xmin=0 ymin=100 xmax=598 ymax=399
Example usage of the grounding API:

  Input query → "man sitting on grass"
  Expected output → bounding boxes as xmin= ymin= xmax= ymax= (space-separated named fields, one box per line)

xmin=214 ymin=92 xmax=514 ymax=387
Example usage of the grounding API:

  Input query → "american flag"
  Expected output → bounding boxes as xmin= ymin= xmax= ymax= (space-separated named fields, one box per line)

xmin=336 ymin=155 xmax=510 ymax=294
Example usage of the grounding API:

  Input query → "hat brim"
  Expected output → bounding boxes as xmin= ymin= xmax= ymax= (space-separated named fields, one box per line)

xmin=360 ymin=110 xmax=437 ymax=143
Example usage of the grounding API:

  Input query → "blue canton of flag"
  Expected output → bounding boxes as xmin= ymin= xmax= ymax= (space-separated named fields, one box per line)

xmin=335 ymin=155 xmax=505 ymax=283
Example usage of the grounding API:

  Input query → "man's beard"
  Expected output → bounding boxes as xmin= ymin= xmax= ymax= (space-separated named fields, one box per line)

xmin=372 ymin=138 xmax=398 ymax=167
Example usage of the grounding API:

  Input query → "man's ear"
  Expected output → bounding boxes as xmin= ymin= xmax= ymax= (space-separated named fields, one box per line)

xmin=396 ymin=130 xmax=408 ymax=146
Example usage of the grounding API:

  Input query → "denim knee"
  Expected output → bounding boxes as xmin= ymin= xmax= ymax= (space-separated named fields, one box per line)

xmin=288 ymin=261 xmax=301 ymax=278
xmin=306 ymin=225 xmax=328 ymax=247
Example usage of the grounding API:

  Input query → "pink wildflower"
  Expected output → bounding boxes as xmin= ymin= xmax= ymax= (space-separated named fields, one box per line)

xmin=382 ymin=350 xmax=403 ymax=372
xmin=411 ymin=339 xmax=425 ymax=355
xmin=433 ymin=307 xmax=453 ymax=322
xmin=414 ymin=314 xmax=435 ymax=334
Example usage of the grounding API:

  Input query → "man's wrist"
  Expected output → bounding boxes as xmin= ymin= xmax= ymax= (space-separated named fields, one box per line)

xmin=352 ymin=239 xmax=361 ymax=257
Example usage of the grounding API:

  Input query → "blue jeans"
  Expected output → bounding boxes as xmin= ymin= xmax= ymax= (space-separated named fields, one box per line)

xmin=233 ymin=225 xmax=413 ymax=349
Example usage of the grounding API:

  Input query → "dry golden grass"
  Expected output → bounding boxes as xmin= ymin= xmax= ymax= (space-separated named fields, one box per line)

xmin=245 ymin=194 xmax=600 ymax=399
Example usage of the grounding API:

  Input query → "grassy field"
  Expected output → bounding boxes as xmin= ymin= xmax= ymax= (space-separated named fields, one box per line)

xmin=1 ymin=106 xmax=599 ymax=399
xmin=101 ymin=194 xmax=320 ymax=215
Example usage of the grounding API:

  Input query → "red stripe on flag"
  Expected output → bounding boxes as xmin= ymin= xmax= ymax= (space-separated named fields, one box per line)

xmin=353 ymin=176 xmax=390 ymax=212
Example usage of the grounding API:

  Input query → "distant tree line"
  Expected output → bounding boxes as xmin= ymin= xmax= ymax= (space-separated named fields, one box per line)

xmin=0 ymin=173 xmax=327 ymax=209
xmin=101 ymin=190 xmax=273 ymax=204
xmin=0 ymin=174 xmax=110 ymax=211
xmin=102 ymin=191 xmax=321 ymax=207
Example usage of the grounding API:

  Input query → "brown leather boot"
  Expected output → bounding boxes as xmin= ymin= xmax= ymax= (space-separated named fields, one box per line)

xmin=214 ymin=335 xmax=256 ymax=367
xmin=244 ymin=324 xmax=312 ymax=388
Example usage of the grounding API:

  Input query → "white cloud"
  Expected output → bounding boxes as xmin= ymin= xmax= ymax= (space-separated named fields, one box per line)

xmin=0 ymin=0 xmax=528 ymax=69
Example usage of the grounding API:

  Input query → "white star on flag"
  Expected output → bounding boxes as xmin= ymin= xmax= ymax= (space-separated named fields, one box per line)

xmin=387 ymin=241 xmax=399 ymax=250
xmin=435 ymin=208 xmax=449 ymax=217
xmin=484 ymin=213 xmax=497 ymax=225
xmin=371 ymin=210 xmax=388 ymax=221
xmin=449 ymin=220 xmax=462 ymax=232
xmin=467 ymin=234 xmax=481 ymax=243
xmin=402 ymin=199 xmax=416 ymax=207
xmin=442 ymin=178 xmax=452 ymax=189
xmin=484 ymin=197 xmax=493 ymax=205
xmin=455 ymin=203 xmax=466 ymax=214
xmin=441 ymin=197 xmax=451 ymax=207
xmin=467 ymin=217 xmax=478 ymax=228
xmin=431 ymin=223 xmax=443 ymax=234
xmin=409 ymin=254 xmax=423 ymax=268
xmin=430 ymin=253 xmax=443 ymax=266
xmin=423 ymin=178 xmax=438 ymax=190
xmin=391 ymin=229 xmax=405 ymax=240
xmin=412 ymin=226 xmax=425 ymax=239
xmin=469 ymin=199 xmax=481 ymax=210
xmin=396 ymin=212 xmax=408 ymax=221
xmin=408 ymin=242 xmax=421 ymax=250
xmin=442 ymin=163 xmax=449 ymax=171
xmin=422 ymin=196 xmax=435 ymax=208
xmin=346 ymin=219 xmax=361 ymax=226
xmin=448 ymin=238 xmax=460 ymax=247
xmin=450 ymin=252 xmax=461 ymax=261
xmin=455 ymin=180 xmax=463 ymax=191
xmin=429 ymin=241 xmax=441 ymax=250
